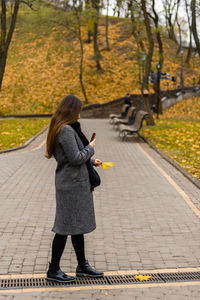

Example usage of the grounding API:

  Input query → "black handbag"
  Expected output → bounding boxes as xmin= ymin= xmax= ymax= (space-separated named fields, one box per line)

xmin=87 ymin=162 xmax=101 ymax=191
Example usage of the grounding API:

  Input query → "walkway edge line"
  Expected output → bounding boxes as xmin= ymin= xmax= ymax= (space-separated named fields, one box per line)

xmin=1 ymin=266 xmax=200 ymax=279
xmin=139 ymin=134 xmax=200 ymax=190
xmin=136 ymin=142 xmax=200 ymax=219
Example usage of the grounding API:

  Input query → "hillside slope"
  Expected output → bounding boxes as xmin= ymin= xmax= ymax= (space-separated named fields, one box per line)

xmin=0 ymin=1 xmax=200 ymax=115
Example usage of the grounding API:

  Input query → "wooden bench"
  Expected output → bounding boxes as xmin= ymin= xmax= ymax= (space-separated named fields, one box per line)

xmin=109 ymin=104 xmax=130 ymax=124
xmin=112 ymin=106 xmax=136 ymax=128
xmin=118 ymin=110 xmax=148 ymax=141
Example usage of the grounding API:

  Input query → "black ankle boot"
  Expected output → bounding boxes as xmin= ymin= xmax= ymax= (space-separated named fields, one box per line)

xmin=46 ymin=263 xmax=75 ymax=283
xmin=76 ymin=260 xmax=104 ymax=277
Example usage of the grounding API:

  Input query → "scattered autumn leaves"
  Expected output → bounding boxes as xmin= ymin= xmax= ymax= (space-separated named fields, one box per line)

xmin=0 ymin=118 xmax=50 ymax=150
xmin=0 ymin=2 xmax=200 ymax=182
xmin=0 ymin=1 xmax=200 ymax=115
xmin=160 ymin=96 xmax=200 ymax=121
xmin=143 ymin=97 xmax=200 ymax=180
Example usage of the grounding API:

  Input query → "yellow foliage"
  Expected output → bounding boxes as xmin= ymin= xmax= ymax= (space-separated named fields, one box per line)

xmin=0 ymin=3 xmax=200 ymax=115
xmin=161 ymin=97 xmax=200 ymax=121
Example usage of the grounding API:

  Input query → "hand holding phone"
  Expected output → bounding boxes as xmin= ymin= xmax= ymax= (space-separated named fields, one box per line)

xmin=89 ymin=132 xmax=96 ymax=148
xmin=90 ymin=132 xmax=96 ymax=142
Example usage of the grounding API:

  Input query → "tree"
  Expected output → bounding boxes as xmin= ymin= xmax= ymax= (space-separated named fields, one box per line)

xmin=128 ymin=0 xmax=146 ymax=54
xmin=72 ymin=0 xmax=89 ymax=104
xmin=149 ymin=0 xmax=164 ymax=69
xmin=113 ymin=0 xmax=124 ymax=17
xmin=105 ymin=0 xmax=111 ymax=51
xmin=91 ymin=0 xmax=102 ymax=70
xmin=185 ymin=0 xmax=192 ymax=64
xmin=0 ymin=0 xmax=19 ymax=91
xmin=85 ymin=0 xmax=92 ymax=43
xmin=191 ymin=0 xmax=200 ymax=57
xmin=162 ymin=0 xmax=178 ymax=43
xmin=0 ymin=0 xmax=34 ymax=91
xmin=175 ymin=0 xmax=182 ymax=55
xmin=141 ymin=0 xmax=155 ymax=125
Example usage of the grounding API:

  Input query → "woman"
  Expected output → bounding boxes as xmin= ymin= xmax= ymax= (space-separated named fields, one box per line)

xmin=45 ymin=94 xmax=103 ymax=283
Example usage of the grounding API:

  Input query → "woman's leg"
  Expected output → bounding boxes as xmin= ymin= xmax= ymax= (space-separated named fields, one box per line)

xmin=47 ymin=233 xmax=75 ymax=283
xmin=71 ymin=234 xmax=86 ymax=264
xmin=71 ymin=234 xmax=103 ymax=277
xmin=50 ymin=233 xmax=68 ymax=270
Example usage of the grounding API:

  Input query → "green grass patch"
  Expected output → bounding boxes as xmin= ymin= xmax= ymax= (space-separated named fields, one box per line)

xmin=142 ymin=119 xmax=200 ymax=180
xmin=0 ymin=118 xmax=50 ymax=150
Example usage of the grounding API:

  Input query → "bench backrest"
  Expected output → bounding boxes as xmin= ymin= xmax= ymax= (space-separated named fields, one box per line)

xmin=127 ymin=106 xmax=136 ymax=118
xmin=121 ymin=104 xmax=131 ymax=118
xmin=133 ymin=110 xmax=148 ymax=131
xmin=121 ymin=104 xmax=130 ymax=113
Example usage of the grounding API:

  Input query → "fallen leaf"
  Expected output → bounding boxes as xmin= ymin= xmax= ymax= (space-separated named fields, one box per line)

xmin=134 ymin=275 xmax=152 ymax=281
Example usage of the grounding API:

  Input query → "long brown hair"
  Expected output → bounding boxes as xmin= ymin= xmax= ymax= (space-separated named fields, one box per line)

xmin=45 ymin=94 xmax=82 ymax=158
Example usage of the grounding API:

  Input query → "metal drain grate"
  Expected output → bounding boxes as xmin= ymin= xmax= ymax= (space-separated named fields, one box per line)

xmin=159 ymin=272 xmax=200 ymax=282
xmin=0 ymin=276 xmax=108 ymax=290
xmin=1 ymin=271 xmax=200 ymax=290
xmin=106 ymin=274 xmax=162 ymax=285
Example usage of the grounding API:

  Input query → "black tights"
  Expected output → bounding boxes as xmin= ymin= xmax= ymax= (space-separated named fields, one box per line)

xmin=50 ymin=233 xmax=86 ymax=270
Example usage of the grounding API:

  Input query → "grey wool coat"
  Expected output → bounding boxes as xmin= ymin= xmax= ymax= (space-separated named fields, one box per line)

xmin=52 ymin=124 xmax=96 ymax=236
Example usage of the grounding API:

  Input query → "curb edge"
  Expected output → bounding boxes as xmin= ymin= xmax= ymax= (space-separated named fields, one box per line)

xmin=0 ymin=126 xmax=48 ymax=154
xmin=139 ymin=134 xmax=200 ymax=190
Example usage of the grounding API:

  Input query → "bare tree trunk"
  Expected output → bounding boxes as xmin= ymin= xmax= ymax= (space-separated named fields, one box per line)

xmin=176 ymin=22 xmax=182 ymax=56
xmin=117 ymin=0 xmax=121 ymax=17
xmin=105 ymin=0 xmax=111 ymax=51
xmin=191 ymin=0 xmax=200 ymax=57
xmin=174 ymin=0 xmax=182 ymax=56
xmin=77 ymin=17 xmax=89 ymax=104
xmin=141 ymin=0 xmax=155 ymax=125
xmin=162 ymin=0 xmax=178 ymax=43
xmin=128 ymin=0 xmax=146 ymax=54
xmin=85 ymin=0 xmax=92 ymax=43
xmin=168 ymin=16 xmax=177 ymax=43
xmin=151 ymin=0 xmax=164 ymax=69
xmin=186 ymin=32 xmax=192 ymax=64
xmin=73 ymin=0 xmax=89 ymax=104
xmin=91 ymin=0 xmax=102 ymax=70
xmin=185 ymin=0 xmax=192 ymax=64
xmin=0 ymin=0 xmax=20 ymax=90
xmin=87 ymin=30 xmax=92 ymax=43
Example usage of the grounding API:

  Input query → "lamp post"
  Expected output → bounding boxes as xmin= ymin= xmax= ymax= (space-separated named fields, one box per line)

xmin=137 ymin=51 xmax=142 ymax=87
xmin=141 ymin=50 xmax=146 ymax=91
xmin=179 ymin=49 xmax=184 ymax=90
xmin=156 ymin=63 xmax=161 ymax=119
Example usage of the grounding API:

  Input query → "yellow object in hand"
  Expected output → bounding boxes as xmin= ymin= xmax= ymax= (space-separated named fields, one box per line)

xmin=101 ymin=162 xmax=114 ymax=170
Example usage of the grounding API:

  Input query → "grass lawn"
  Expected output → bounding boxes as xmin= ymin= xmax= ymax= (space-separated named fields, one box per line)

xmin=142 ymin=119 xmax=200 ymax=180
xmin=0 ymin=118 xmax=50 ymax=150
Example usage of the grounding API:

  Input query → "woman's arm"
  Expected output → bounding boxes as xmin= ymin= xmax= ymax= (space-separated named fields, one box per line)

xmin=58 ymin=125 xmax=94 ymax=166
xmin=91 ymin=158 xmax=95 ymax=165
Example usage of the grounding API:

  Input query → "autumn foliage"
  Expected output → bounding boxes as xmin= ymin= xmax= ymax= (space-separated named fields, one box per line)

xmin=0 ymin=1 xmax=200 ymax=115
xmin=143 ymin=97 xmax=200 ymax=180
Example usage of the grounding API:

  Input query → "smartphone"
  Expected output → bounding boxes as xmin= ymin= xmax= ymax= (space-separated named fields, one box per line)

xmin=90 ymin=132 xmax=96 ymax=142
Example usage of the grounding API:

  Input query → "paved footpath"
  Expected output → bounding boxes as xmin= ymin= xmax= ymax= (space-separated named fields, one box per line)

xmin=0 ymin=119 xmax=200 ymax=299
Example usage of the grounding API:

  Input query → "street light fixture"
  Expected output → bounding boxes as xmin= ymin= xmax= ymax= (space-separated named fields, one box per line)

xmin=179 ymin=48 xmax=184 ymax=90
xmin=141 ymin=50 xmax=146 ymax=91
xmin=156 ymin=63 xmax=161 ymax=119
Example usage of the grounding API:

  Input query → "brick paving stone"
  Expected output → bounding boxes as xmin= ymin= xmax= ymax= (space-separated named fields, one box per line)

xmin=1 ymin=285 xmax=200 ymax=299
xmin=0 ymin=119 xmax=200 ymax=299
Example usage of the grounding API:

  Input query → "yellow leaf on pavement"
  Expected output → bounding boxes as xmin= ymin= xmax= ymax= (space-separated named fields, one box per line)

xmin=134 ymin=275 xmax=152 ymax=281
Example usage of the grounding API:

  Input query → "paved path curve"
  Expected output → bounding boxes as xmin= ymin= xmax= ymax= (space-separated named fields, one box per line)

xmin=0 ymin=119 xmax=200 ymax=299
